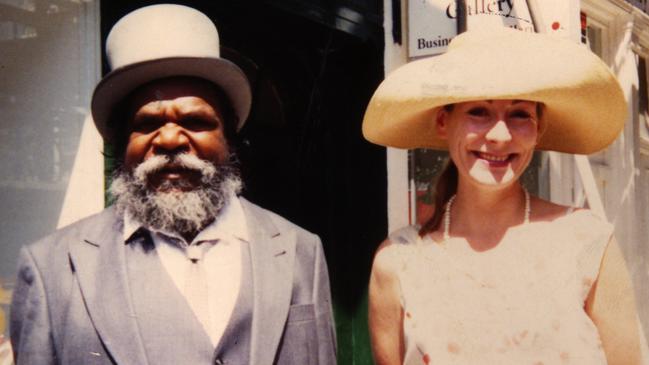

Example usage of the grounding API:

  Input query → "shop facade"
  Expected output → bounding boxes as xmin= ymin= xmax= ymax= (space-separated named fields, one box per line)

xmin=385 ymin=0 xmax=649 ymax=360
xmin=1 ymin=0 xmax=648 ymax=362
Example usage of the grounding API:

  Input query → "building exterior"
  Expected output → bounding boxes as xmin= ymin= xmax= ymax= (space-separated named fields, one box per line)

xmin=385 ymin=0 xmax=649 ymax=361
xmin=0 ymin=0 xmax=103 ymax=355
xmin=0 ymin=1 xmax=386 ymax=363
xmin=0 ymin=0 xmax=648 ymax=363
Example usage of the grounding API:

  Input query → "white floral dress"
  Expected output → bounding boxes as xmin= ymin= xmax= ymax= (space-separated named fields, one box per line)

xmin=391 ymin=210 xmax=612 ymax=365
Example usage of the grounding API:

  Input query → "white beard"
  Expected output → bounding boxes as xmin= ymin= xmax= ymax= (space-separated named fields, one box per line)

xmin=110 ymin=153 xmax=242 ymax=237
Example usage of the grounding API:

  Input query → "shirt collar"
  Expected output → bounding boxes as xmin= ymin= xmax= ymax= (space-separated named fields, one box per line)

xmin=123 ymin=211 xmax=142 ymax=243
xmin=123 ymin=194 xmax=249 ymax=244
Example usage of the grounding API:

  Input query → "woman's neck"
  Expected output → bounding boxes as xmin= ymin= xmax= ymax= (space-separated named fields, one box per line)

xmin=449 ymin=180 xmax=529 ymax=250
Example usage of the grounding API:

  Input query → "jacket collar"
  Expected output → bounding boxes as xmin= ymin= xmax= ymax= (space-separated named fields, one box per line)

xmin=70 ymin=200 xmax=299 ymax=365
xmin=69 ymin=207 xmax=150 ymax=365
xmin=239 ymin=198 xmax=297 ymax=365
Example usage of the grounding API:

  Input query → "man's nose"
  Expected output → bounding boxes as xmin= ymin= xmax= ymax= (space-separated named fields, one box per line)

xmin=152 ymin=122 xmax=190 ymax=154
xmin=485 ymin=120 xmax=512 ymax=143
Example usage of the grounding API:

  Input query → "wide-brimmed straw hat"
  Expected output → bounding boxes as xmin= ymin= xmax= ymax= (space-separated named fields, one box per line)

xmin=91 ymin=4 xmax=252 ymax=142
xmin=362 ymin=28 xmax=626 ymax=154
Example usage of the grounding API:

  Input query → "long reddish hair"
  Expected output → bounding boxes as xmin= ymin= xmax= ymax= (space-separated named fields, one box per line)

xmin=418 ymin=160 xmax=458 ymax=236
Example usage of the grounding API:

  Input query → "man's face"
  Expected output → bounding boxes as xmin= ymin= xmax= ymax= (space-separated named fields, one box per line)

xmin=124 ymin=77 xmax=230 ymax=191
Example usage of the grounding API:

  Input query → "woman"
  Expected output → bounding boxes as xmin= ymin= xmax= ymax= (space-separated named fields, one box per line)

xmin=364 ymin=28 xmax=643 ymax=364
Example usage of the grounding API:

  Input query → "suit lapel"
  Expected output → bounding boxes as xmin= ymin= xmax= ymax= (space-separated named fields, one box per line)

xmin=68 ymin=209 xmax=149 ymax=365
xmin=241 ymin=199 xmax=296 ymax=365
xmin=69 ymin=202 xmax=298 ymax=365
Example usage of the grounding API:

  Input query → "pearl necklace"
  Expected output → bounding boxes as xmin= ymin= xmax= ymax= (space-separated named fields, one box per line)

xmin=443 ymin=189 xmax=530 ymax=242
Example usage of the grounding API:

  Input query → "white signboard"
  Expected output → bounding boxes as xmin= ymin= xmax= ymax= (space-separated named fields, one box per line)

xmin=408 ymin=0 xmax=578 ymax=58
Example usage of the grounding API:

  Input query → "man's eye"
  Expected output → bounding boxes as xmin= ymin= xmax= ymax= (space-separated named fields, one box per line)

xmin=467 ymin=107 xmax=489 ymax=117
xmin=131 ymin=118 xmax=161 ymax=132
xmin=181 ymin=117 xmax=217 ymax=131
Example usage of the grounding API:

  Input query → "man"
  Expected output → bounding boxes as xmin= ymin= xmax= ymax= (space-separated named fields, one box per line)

xmin=9 ymin=4 xmax=336 ymax=365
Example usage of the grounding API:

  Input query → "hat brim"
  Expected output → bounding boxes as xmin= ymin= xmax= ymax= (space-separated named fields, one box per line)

xmin=362 ymin=30 xmax=627 ymax=155
xmin=91 ymin=57 xmax=252 ymax=142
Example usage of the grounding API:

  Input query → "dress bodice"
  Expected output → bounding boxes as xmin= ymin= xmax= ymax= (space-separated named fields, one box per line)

xmin=391 ymin=210 xmax=612 ymax=365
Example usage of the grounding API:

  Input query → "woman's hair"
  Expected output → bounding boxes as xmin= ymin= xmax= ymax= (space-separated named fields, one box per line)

xmin=418 ymin=159 xmax=458 ymax=236
xmin=418 ymin=104 xmax=456 ymax=237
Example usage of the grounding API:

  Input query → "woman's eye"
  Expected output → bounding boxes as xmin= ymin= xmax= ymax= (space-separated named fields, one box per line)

xmin=467 ymin=107 xmax=489 ymax=117
xmin=509 ymin=110 xmax=532 ymax=119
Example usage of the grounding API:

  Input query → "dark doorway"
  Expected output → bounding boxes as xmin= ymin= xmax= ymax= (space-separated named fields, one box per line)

xmin=102 ymin=1 xmax=386 ymax=363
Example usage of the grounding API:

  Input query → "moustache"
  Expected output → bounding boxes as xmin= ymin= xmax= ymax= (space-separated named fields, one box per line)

xmin=132 ymin=154 xmax=217 ymax=183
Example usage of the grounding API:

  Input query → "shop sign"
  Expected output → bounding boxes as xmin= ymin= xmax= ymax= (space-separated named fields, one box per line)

xmin=408 ymin=0 xmax=577 ymax=58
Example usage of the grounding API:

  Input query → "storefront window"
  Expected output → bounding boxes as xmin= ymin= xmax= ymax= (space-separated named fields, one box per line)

xmin=411 ymin=149 xmax=446 ymax=225
xmin=638 ymin=58 xmax=649 ymax=154
xmin=0 ymin=0 xmax=100 ymax=341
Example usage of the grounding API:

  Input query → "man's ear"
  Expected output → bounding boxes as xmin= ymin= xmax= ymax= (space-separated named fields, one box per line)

xmin=435 ymin=108 xmax=449 ymax=139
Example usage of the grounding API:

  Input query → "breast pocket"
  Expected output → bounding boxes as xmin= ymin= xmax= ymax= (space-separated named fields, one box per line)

xmin=276 ymin=304 xmax=319 ymax=365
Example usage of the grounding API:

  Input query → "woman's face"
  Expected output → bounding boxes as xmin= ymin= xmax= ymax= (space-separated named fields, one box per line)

xmin=436 ymin=99 xmax=540 ymax=188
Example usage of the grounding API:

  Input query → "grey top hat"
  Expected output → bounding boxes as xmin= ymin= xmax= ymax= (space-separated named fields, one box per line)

xmin=91 ymin=4 xmax=252 ymax=142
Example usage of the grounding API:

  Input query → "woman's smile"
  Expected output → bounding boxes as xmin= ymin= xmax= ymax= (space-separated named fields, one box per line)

xmin=472 ymin=151 xmax=517 ymax=167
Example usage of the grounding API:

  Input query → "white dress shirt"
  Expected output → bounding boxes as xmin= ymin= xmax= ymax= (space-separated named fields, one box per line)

xmin=123 ymin=194 xmax=249 ymax=347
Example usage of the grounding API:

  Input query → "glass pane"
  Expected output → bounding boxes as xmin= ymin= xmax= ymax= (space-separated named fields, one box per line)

xmin=638 ymin=57 xmax=649 ymax=153
xmin=412 ymin=149 xmax=447 ymax=225
xmin=0 ymin=0 xmax=99 ymax=337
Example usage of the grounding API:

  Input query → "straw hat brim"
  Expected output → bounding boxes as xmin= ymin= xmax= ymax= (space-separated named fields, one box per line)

xmin=362 ymin=29 xmax=627 ymax=154
xmin=91 ymin=56 xmax=252 ymax=143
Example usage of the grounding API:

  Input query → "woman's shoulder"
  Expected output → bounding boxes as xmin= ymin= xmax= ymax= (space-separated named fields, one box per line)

xmin=388 ymin=225 xmax=422 ymax=245
xmin=372 ymin=226 xmax=424 ymax=274
xmin=529 ymin=197 xmax=573 ymax=222
xmin=530 ymin=197 xmax=608 ymax=225
xmin=529 ymin=197 xmax=613 ymax=243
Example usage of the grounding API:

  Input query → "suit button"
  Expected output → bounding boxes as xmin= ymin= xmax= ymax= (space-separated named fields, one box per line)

xmin=214 ymin=358 xmax=224 ymax=365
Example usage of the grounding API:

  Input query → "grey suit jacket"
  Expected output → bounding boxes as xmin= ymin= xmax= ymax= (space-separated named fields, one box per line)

xmin=9 ymin=199 xmax=336 ymax=365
